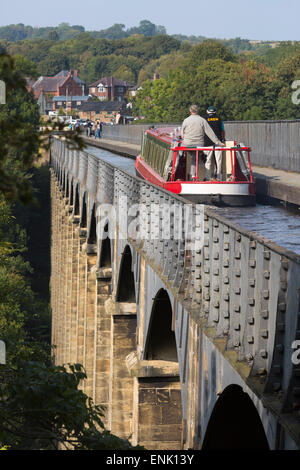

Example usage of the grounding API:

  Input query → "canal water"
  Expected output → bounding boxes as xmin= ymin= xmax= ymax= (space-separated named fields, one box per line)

xmin=212 ymin=204 xmax=300 ymax=255
xmin=87 ymin=146 xmax=136 ymax=176
xmin=87 ymin=146 xmax=300 ymax=256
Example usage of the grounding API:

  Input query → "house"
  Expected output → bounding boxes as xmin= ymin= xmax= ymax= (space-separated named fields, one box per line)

xmin=88 ymin=77 xmax=132 ymax=102
xmin=29 ymin=70 xmax=86 ymax=113
xmin=128 ymin=84 xmax=143 ymax=99
xmin=77 ymin=100 xmax=130 ymax=123
xmin=128 ymin=72 xmax=160 ymax=98
xmin=32 ymin=71 xmax=85 ymax=99
xmin=28 ymin=70 xmax=87 ymax=115
xmin=52 ymin=95 xmax=90 ymax=113
xmin=54 ymin=70 xmax=87 ymax=94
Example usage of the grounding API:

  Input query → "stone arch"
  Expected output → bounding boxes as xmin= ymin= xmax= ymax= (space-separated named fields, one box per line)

xmin=144 ymin=289 xmax=177 ymax=362
xmin=202 ymin=384 xmax=269 ymax=450
xmin=87 ymin=203 xmax=97 ymax=245
xmin=74 ymin=184 xmax=80 ymax=216
xmin=99 ymin=222 xmax=112 ymax=269
xmin=61 ymin=169 xmax=66 ymax=191
xmin=80 ymin=192 xmax=88 ymax=228
xmin=131 ymin=288 xmax=183 ymax=450
xmin=65 ymin=175 xmax=70 ymax=199
xmin=69 ymin=178 xmax=74 ymax=206
xmin=116 ymin=245 xmax=136 ymax=303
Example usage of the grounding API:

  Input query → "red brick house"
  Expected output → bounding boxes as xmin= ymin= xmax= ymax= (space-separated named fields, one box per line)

xmin=88 ymin=76 xmax=132 ymax=102
xmin=28 ymin=70 xmax=87 ymax=114
xmin=31 ymin=70 xmax=86 ymax=99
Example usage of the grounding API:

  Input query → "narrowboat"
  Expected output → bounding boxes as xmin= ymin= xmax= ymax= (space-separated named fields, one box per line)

xmin=135 ymin=126 xmax=256 ymax=206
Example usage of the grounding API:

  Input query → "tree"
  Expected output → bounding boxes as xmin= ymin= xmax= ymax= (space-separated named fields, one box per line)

xmin=132 ymin=54 xmax=284 ymax=122
xmin=256 ymin=42 xmax=300 ymax=68
xmin=132 ymin=77 xmax=180 ymax=122
xmin=0 ymin=52 xmax=139 ymax=451
xmin=137 ymin=50 xmax=186 ymax=83
xmin=0 ymin=53 xmax=40 ymax=202
xmin=276 ymin=52 xmax=300 ymax=83
xmin=185 ymin=40 xmax=237 ymax=69
xmin=47 ymin=30 xmax=59 ymax=41
xmin=0 ymin=52 xmax=84 ymax=203
xmin=114 ymin=64 xmax=135 ymax=83
xmin=93 ymin=23 xmax=127 ymax=40
xmin=0 ymin=361 xmax=141 ymax=450
xmin=0 ymin=195 xmax=50 ymax=367
xmin=11 ymin=54 xmax=38 ymax=79
xmin=38 ymin=50 xmax=70 ymax=75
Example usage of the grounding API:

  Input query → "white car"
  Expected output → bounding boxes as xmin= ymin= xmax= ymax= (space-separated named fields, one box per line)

xmin=66 ymin=119 xmax=77 ymax=126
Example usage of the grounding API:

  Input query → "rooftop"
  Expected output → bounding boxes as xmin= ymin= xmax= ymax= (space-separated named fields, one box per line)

xmin=54 ymin=70 xmax=86 ymax=85
xmin=32 ymin=76 xmax=66 ymax=93
xmin=53 ymin=95 xmax=90 ymax=101
xmin=89 ymin=76 xmax=133 ymax=88
xmin=32 ymin=70 xmax=86 ymax=93
xmin=78 ymin=100 xmax=127 ymax=112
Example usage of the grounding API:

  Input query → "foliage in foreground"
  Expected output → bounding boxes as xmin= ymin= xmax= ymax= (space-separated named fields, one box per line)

xmin=0 ymin=362 xmax=141 ymax=450
xmin=0 ymin=193 xmax=139 ymax=450
xmin=0 ymin=52 xmax=140 ymax=450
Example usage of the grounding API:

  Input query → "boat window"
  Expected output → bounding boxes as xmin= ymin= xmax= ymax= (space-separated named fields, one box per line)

xmin=144 ymin=138 xmax=150 ymax=163
xmin=235 ymin=147 xmax=251 ymax=181
xmin=155 ymin=144 xmax=161 ymax=173
xmin=232 ymin=149 xmax=249 ymax=182
xmin=157 ymin=148 xmax=162 ymax=175
xmin=149 ymin=140 xmax=154 ymax=164
xmin=174 ymin=151 xmax=186 ymax=181
xmin=154 ymin=143 xmax=162 ymax=174
xmin=146 ymin=140 xmax=151 ymax=164
xmin=162 ymin=148 xmax=169 ymax=176
xmin=163 ymin=150 xmax=174 ymax=181
xmin=152 ymin=143 xmax=158 ymax=172
xmin=158 ymin=147 xmax=166 ymax=176
xmin=153 ymin=143 xmax=158 ymax=170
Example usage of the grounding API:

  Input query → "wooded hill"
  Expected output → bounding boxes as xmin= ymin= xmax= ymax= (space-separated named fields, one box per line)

xmin=1 ymin=20 xmax=300 ymax=121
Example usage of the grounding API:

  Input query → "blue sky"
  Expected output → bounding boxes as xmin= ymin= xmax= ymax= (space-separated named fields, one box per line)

xmin=1 ymin=0 xmax=299 ymax=41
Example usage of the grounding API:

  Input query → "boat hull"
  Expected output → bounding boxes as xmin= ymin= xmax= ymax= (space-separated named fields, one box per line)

xmin=177 ymin=192 xmax=256 ymax=207
xmin=135 ymin=164 xmax=256 ymax=207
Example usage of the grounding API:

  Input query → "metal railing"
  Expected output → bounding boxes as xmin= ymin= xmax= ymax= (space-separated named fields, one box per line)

xmin=102 ymin=120 xmax=300 ymax=172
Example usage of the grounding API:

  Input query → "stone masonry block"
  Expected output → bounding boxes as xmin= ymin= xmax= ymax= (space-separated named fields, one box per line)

xmin=139 ymin=424 xmax=182 ymax=442
xmin=138 ymin=404 xmax=162 ymax=426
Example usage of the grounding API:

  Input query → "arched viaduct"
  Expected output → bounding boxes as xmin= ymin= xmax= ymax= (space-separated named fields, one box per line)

xmin=50 ymin=137 xmax=300 ymax=450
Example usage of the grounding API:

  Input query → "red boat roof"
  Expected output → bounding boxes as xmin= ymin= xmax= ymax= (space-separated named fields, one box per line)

xmin=146 ymin=126 xmax=251 ymax=152
xmin=146 ymin=126 xmax=178 ymax=144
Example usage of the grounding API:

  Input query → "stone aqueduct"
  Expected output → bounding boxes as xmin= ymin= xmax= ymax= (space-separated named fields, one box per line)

xmin=50 ymin=137 xmax=300 ymax=450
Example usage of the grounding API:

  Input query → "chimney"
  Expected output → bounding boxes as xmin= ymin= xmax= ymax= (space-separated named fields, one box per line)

xmin=74 ymin=70 xmax=78 ymax=77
